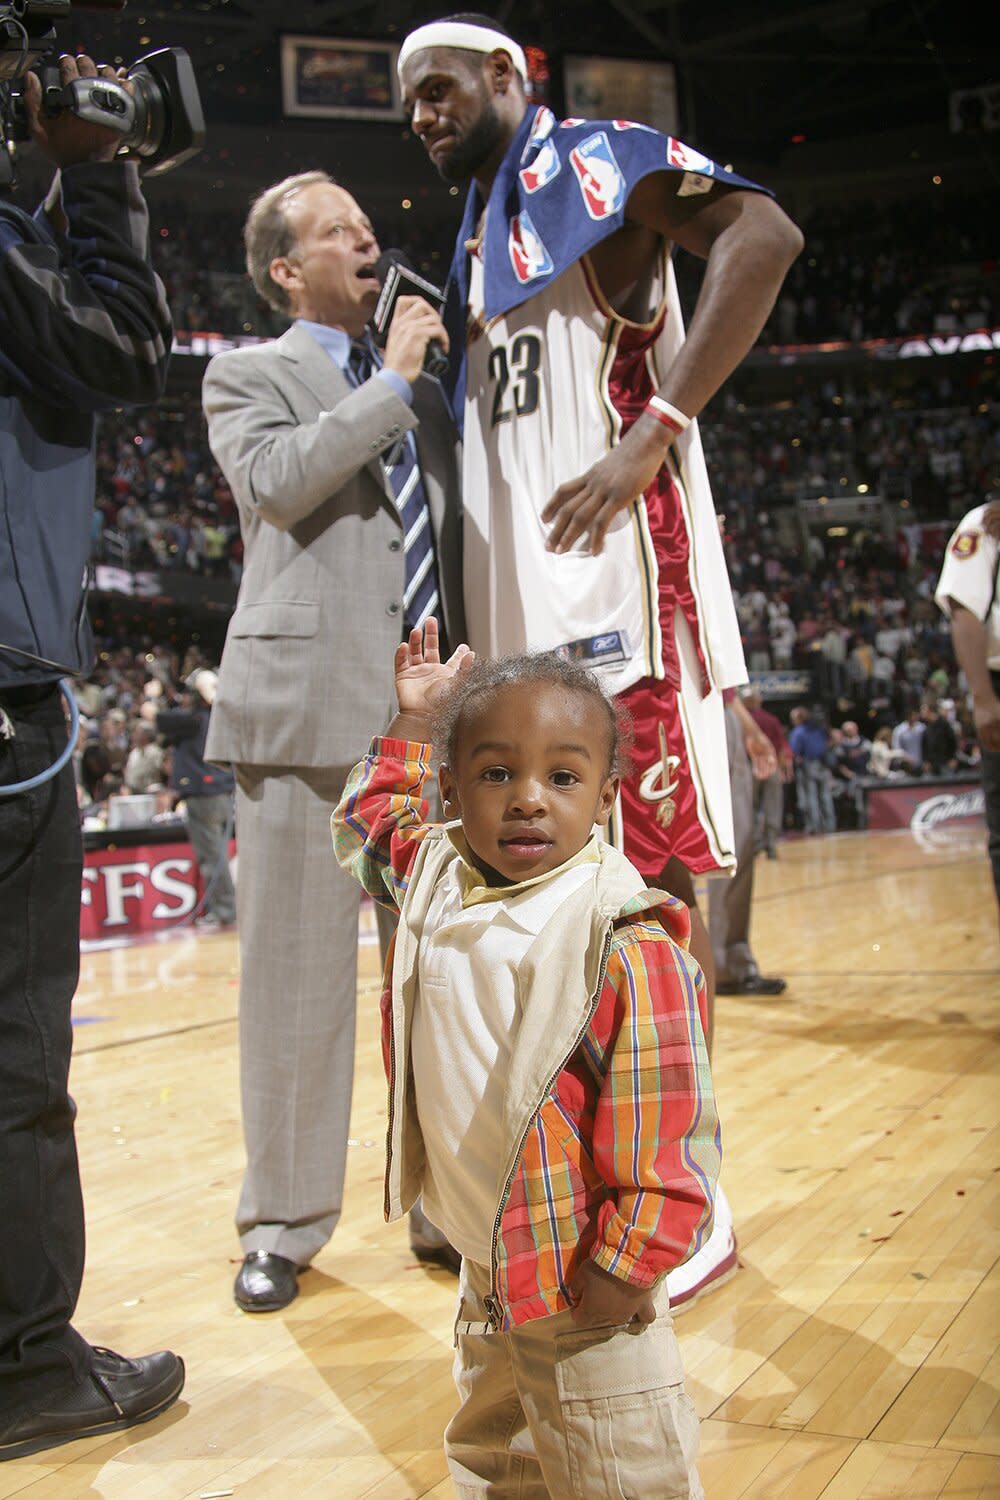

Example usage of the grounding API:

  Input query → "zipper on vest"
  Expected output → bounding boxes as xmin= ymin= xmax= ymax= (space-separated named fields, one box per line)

xmin=483 ymin=1294 xmax=504 ymax=1330
xmin=487 ymin=924 xmax=615 ymax=1323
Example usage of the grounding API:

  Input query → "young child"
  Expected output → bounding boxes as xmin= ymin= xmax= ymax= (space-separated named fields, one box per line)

xmin=332 ymin=620 xmax=718 ymax=1500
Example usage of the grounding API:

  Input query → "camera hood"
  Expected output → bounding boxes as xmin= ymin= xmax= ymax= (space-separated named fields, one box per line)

xmin=126 ymin=46 xmax=204 ymax=176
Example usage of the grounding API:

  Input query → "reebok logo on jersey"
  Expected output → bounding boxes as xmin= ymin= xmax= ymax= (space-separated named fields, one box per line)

xmin=570 ymin=132 xmax=626 ymax=219
xmin=508 ymin=212 xmax=554 ymax=283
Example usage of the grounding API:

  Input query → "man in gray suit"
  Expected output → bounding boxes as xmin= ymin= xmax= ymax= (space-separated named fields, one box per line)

xmin=203 ymin=171 xmax=465 ymax=1311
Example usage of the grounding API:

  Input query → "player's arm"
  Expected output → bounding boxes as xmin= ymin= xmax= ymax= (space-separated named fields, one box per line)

xmin=948 ymin=600 xmax=1000 ymax=753
xmin=629 ymin=176 xmax=803 ymax=420
xmin=544 ymin=177 xmax=802 ymax=555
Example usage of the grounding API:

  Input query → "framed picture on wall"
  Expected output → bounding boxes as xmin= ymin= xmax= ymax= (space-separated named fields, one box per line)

xmin=281 ymin=35 xmax=402 ymax=120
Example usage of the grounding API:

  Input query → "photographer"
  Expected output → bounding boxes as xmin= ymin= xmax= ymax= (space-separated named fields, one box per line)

xmin=0 ymin=52 xmax=184 ymax=1458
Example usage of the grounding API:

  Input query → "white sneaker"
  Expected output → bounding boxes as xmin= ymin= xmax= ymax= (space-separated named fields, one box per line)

xmin=666 ymin=1184 xmax=739 ymax=1313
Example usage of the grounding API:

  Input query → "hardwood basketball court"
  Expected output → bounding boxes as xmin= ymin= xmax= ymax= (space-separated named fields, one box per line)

xmin=3 ymin=825 xmax=998 ymax=1499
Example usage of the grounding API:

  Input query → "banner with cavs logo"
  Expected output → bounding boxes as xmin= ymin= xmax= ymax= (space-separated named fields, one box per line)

xmin=865 ymin=780 xmax=985 ymax=839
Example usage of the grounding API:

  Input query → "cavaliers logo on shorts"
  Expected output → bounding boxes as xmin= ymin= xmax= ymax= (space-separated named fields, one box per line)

xmin=638 ymin=721 xmax=681 ymax=829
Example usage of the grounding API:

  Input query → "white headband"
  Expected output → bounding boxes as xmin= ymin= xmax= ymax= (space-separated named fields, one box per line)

xmin=397 ymin=21 xmax=527 ymax=81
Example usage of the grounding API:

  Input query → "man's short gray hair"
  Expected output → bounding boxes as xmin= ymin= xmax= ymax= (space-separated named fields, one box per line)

xmin=244 ymin=170 xmax=333 ymax=314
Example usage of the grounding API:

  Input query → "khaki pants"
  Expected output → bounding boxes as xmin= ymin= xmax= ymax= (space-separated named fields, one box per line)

xmin=446 ymin=1259 xmax=703 ymax=1499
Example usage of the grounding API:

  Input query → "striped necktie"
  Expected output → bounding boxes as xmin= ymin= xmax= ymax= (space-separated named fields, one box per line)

xmin=348 ymin=337 xmax=441 ymax=636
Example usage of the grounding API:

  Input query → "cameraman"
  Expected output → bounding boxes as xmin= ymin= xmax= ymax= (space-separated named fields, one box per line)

xmin=0 ymin=54 xmax=183 ymax=1458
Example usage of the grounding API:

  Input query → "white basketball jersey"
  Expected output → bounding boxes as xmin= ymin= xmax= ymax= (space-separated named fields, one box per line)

xmin=462 ymin=233 xmax=746 ymax=697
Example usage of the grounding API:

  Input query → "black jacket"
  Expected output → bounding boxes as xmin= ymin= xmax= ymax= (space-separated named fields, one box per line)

xmin=157 ymin=706 xmax=235 ymax=798
xmin=0 ymin=162 xmax=172 ymax=690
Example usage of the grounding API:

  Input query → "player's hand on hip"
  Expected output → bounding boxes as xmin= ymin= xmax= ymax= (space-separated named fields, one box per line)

xmin=383 ymin=296 xmax=448 ymax=386
xmin=542 ymin=415 xmax=671 ymax=555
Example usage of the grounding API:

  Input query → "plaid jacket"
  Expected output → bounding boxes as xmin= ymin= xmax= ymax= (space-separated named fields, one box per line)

xmin=333 ymin=737 xmax=721 ymax=1330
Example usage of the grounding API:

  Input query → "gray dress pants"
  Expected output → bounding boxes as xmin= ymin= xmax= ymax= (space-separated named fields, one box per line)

xmin=233 ymin=764 xmax=360 ymax=1265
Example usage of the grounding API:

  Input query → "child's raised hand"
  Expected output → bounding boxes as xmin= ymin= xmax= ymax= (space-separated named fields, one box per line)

xmin=568 ymin=1258 xmax=657 ymax=1329
xmin=393 ymin=619 xmax=474 ymax=724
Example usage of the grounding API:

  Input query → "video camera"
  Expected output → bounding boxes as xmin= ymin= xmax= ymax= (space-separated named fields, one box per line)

xmin=0 ymin=0 xmax=204 ymax=188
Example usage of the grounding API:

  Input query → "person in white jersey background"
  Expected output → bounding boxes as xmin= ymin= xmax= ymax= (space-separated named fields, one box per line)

xmin=935 ymin=499 xmax=1000 ymax=926
xmin=398 ymin=13 xmax=802 ymax=1306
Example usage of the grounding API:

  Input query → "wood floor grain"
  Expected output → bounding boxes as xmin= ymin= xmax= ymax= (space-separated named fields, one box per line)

xmin=4 ymin=826 xmax=997 ymax=1499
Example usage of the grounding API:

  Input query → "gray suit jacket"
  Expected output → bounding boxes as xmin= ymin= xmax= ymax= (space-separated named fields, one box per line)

xmin=202 ymin=321 xmax=464 ymax=770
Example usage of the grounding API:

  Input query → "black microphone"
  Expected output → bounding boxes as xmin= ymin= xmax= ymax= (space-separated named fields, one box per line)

xmin=373 ymin=249 xmax=449 ymax=378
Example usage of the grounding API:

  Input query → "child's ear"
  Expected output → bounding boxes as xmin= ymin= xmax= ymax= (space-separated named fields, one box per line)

xmin=596 ymin=773 xmax=619 ymax=825
xmin=439 ymin=764 xmax=457 ymax=814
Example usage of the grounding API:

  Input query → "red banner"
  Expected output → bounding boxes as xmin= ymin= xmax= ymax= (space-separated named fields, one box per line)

xmin=865 ymin=781 xmax=985 ymax=838
xmin=81 ymin=838 xmax=236 ymax=943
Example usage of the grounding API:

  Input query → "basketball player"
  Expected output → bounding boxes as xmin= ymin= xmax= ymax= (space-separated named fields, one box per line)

xmin=399 ymin=14 xmax=802 ymax=1305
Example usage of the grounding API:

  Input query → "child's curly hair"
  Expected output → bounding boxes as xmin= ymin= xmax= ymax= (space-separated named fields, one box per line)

xmin=431 ymin=651 xmax=633 ymax=777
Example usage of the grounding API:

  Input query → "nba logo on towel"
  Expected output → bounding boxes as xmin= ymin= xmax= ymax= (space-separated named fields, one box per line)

xmin=666 ymin=138 xmax=716 ymax=175
xmin=509 ymin=212 xmax=554 ymax=283
xmin=570 ymin=132 xmax=625 ymax=219
xmin=520 ymin=140 xmax=561 ymax=193
xmin=521 ymin=106 xmax=556 ymax=157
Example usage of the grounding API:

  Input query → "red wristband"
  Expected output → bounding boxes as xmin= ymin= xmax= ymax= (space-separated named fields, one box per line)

xmin=646 ymin=395 xmax=691 ymax=435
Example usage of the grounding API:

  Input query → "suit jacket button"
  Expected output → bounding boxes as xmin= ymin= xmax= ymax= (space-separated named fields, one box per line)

xmin=386 ymin=601 xmax=400 ymax=616
xmin=388 ymin=538 xmax=402 ymax=552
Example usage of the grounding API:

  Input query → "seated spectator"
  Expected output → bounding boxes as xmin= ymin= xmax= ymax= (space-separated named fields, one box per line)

xmin=123 ymin=721 xmax=165 ymax=794
xmin=78 ymin=741 xmax=112 ymax=810
xmin=869 ymin=726 xmax=908 ymax=779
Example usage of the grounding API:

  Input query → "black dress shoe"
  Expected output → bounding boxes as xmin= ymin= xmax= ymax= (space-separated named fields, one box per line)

xmin=234 ymin=1250 xmax=301 ymax=1311
xmin=0 ymin=1346 xmax=185 ymax=1461
xmin=717 ymin=973 xmax=787 ymax=996
xmin=411 ymin=1241 xmax=463 ymax=1275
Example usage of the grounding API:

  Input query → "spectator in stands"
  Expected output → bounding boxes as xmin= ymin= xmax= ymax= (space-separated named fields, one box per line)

xmin=892 ymin=708 xmax=925 ymax=774
xmin=709 ymin=692 xmax=787 ymax=996
xmin=770 ymin=604 xmax=797 ymax=667
xmin=97 ymin=708 xmax=129 ymax=773
xmin=743 ymin=687 xmax=792 ymax=858
xmin=156 ymin=670 xmax=236 ymax=929
xmin=921 ymin=700 xmax=959 ymax=775
xmin=123 ymin=721 xmax=165 ymax=794
xmin=831 ymin=720 xmax=872 ymax=827
xmin=869 ymin=725 xmax=907 ymax=779
xmin=789 ymin=704 xmax=837 ymax=835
